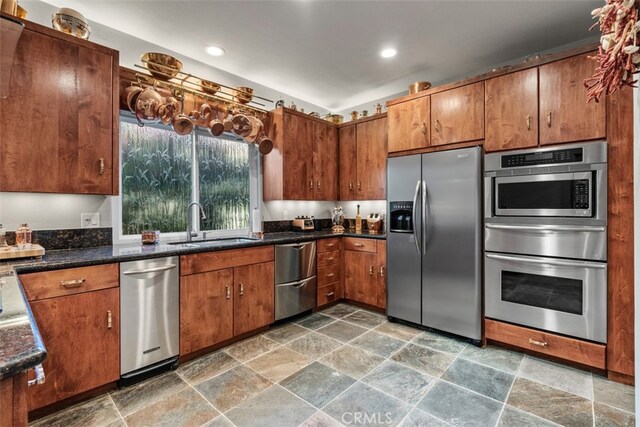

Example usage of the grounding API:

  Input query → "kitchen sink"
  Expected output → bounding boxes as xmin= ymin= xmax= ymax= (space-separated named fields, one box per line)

xmin=168 ymin=237 xmax=259 ymax=246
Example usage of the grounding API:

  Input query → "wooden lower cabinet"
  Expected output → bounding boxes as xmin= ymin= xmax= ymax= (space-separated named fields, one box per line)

xmin=180 ymin=269 xmax=234 ymax=354
xmin=234 ymin=262 xmax=275 ymax=336
xmin=27 ymin=288 xmax=120 ymax=410
xmin=316 ymin=238 xmax=343 ymax=308
xmin=485 ymin=319 xmax=606 ymax=370
xmin=0 ymin=372 xmax=28 ymax=427
xmin=344 ymin=239 xmax=386 ymax=309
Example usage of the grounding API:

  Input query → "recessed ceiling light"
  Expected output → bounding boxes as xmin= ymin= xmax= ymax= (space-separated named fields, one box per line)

xmin=380 ymin=48 xmax=397 ymax=59
xmin=206 ymin=46 xmax=225 ymax=57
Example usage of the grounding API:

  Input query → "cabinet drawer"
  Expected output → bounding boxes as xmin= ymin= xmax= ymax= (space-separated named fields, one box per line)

xmin=20 ymin=264 xmax=119 ymax=302
xmin=318 ymin=264 xmax=340 ymax=287
xmin=485 ymin=319 xmax=606 ymax=369
xmin=317 ymin=250 xmax=340 ymax=267
xmin=317 ymin=283 xmax=339 ymax=307
xmin=343 ymin=237 xmax=376 ymax=253
xmin=317 ymin=238 xmax=340 ymax=253
xmin=181 ymin=246 xmax=274 ymax=276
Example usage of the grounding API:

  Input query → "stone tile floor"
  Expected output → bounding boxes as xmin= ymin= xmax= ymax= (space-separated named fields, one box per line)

xmin=30 ymin=303 xmax=635 ymax=427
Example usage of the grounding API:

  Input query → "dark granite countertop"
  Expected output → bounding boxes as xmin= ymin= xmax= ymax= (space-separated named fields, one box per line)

xmin=0 ymin=230 xmax=384 ymax=379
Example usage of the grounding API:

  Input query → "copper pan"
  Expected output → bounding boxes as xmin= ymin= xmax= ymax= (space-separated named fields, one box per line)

xmin=245 ymin=116 xmax=263 ymax=143
xmin=172 ymin=113 xmax=193 ymax=135
xmin=231 ymin=114 xmax=252 ymax=137
xmin=256 ymin=132 xmax=273 ymax=155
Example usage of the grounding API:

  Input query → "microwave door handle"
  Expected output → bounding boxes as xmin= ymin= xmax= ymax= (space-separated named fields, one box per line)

xmin=485 ymin=253 xmax=606 ymax=269
xmin=412 ymin=180 xmax=421 ymax=255
xmin=422 ymin=180 xmax=428 ymax=255
xmin=485 ymin=224 xmax=606 ymax=233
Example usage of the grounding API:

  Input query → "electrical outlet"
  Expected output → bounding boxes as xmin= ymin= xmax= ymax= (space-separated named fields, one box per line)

xmin=283 ymin=210 xmax=288 ymax=219
xmin=81 ymin=213 xmax=100 ymax=228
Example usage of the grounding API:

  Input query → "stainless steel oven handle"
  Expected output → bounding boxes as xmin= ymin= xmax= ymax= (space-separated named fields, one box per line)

xmin=485 ymin=253 xmax=606 ymax=269
xmin=122 ymin=264 xmax=177 ymax=275
xmin=412 ymin=180 xmax=421 ymax=255
xmin=422 ymin=180 xmax=428 ymax=255
xmin=485 ymin=224 xmax=606 ymax=233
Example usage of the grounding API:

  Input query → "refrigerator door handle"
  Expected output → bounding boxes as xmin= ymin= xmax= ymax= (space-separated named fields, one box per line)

xmin=412 ymin=180 xmax=421 ymax=255
xmin=422 ymin=179 xmax=428 ymax=255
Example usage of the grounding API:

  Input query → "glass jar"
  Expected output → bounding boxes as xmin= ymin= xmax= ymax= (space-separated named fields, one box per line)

xmin=15 ymin=223 xmax=32 ymax=249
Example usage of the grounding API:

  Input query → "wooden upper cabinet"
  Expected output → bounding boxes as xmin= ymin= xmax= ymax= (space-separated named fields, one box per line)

xmin=539 ymin=53 xmax=606 ymax=145
xmin=0 ymin=21 xmax=118 ymax=195
xmin=28 ymin=288 xmax=119 ymax=410
xmin=356 ymin=117 xmax=388 ymax=200
xmin=339 ymin=125 xmax=357 ymax=200
xmin=313 ymin=121 xmax=338 ymax=200
xmin=431 ymin=82 xmax=484 ymax=146
xmin=233 ymin=261 xmax=275 ymax=336
xmin=283 ymin=112 xmax=314 ymax=199
xmin=485 ymin=68 xmax=539 ymax=152
xmin=388 ymin=96 xmax=430 ymax=153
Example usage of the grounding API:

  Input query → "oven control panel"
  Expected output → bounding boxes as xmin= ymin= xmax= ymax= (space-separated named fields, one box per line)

xmin=501 ymin=148 xmax=583 ymax=168
xmin=574 ymin=180 xmax=590 ymax=210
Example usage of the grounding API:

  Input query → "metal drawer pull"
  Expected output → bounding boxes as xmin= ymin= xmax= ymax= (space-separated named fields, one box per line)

xmin=326 ymin=273 xmax=335 ymax=278
xmin=379 ymin=266 xmax=385 ymax=277
xmin=326 ymin=291 xmax=335 ymax=297
xmin=327 ymin=257 xmax=334 ymax=262
xmin=526 ymin=115 xmax=531 ymax=130
xmin=326 ymin=243 xmax=335 ymax=248
xmin=547 ymin=111 xmax=552 ymax=127
xmin=420 ymin=122 xmax=427 ymax=135
xmin=122 ymin=264 xmax=177 ymax=275
xmin=28 ymin=364 xmax=45 ymax=387
xmin=485 ymin=253 xmax=606 ymax=269
xmin=107 ymin=310 xmax=112 ymax=329
xmin=317 ymin=181 xmax=320 ymax=190
xmin=293 ymin=281 xmax=308 ymax=289
xmin=99 ymin=158 xmax=105 ymax=175
xmin=225 ymin=286 xmax=231 ymax=299
xmin=529 ymin=338 xmax=548 ymax=347
xmin=353 ymin=243 xmax=365 ymax=248
xmin=309 ymin=179 xmax=314 ymax=189
xmin=486 ymin=224 xmax=605 ymax=233
xmin=435 ymin=119 xmax=441 ymax=133
xmin=369 ymin=265 xmax=374 ymax=276
xmin=239 ymin=283 xmax=244 ymax=296
xmin=357 ymin=181 xmax=362 ymax=191
xmin=60 ymin=278 xmax=85 ymax=288
xmin=349 ymin=182 xmax=353 ymax=191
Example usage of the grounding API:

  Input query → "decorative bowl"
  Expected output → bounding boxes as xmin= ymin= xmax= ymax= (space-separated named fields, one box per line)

xmin=141 ymin=52 xmax=183 ymax=81
xmin=52 ymin=8 xmax=91 ymax=40
xmin=234 ymin=87 xmax=253 ymax=104
xmin=200 ymin=79 xmax=221 ymax=95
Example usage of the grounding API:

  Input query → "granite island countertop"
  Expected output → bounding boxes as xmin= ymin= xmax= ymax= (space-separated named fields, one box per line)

xmin=0 ymin=230 xmax=384 ymax=379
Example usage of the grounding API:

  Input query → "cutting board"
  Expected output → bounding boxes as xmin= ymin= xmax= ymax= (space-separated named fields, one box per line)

xmin=0 ymin=244 xmax=45 ymax=260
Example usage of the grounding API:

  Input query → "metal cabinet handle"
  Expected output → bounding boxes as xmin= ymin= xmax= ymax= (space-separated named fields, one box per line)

xmin=353 ymin=243 xmax=364 ymax=248
xmin=122 ymin=264 xmax=177 ymax=275
xmin=357 ymin=181 xmax=362 ymax=191
xmin=369 ymin=265 xmax=374 ymax=276
xmin=225 ymin=285 xmax=231 ymax=299
xmin=326 ymin=291 xmax=335 ymax=297
xmin=526 ymin=115 xmax=531 ymax=130
xmin=485 ymin=253 xmax=606 ymax=269
xmin=99 ymin=158 xmax=105 ymax=175
xmin=107 ymin=310 xmax=112 ymax=329
xmin=326 ymin=243 xmax=335 ymax=248
xmin=60 ymin=278 xmax=85 ymax=288
xmin=435 ymin=119 xmax=441 ymax=133
xmin=420 ymin=122 xmax=427 ymax=135
xmin=547 ymin=111 xmax=552 ymax=127
xmin=349 ymin=182 xmax=353 ymax=191
xmin=326 ymin=273 xmax=335 ymax=278
xmin=28 ymin=364 xmax=45 ymax=387
xmin=529 ymin=338 xmax=548 ymax=347
xmin=309 ymin=179 xmax=314 ymax=189
xmin=327 ymin=257 xmax=334 ymax=262
xmin=239 ymin=283 xmax=244 ymax=296
xmin=317 ymin=180 xmax=320 ymax=191
xmin=379 ymin=266 xmax=385 ymax=277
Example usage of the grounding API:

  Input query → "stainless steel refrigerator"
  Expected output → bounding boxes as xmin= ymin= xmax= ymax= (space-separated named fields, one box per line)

xmin=386 ymin=147 xmax=482 ymax=341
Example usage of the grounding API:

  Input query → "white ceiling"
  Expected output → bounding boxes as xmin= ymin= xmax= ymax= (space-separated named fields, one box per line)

xmin=40 ymin=0 xmax=599 ymax=111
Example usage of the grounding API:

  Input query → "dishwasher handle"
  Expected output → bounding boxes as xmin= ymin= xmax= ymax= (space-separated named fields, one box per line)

xmin=122 ymin=264 xmax=177 ymax=275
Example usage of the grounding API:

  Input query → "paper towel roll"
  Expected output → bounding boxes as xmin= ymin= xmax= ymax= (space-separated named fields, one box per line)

xmin=251 ymin=208 xmax=262 ymax=233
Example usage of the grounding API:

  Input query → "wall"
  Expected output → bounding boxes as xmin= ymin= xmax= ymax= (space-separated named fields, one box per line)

xmin=262 ymin=200 xmax=386 ymax=221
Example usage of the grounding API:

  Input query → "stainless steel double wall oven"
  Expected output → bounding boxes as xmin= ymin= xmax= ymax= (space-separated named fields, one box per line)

xmin=484 ymin=141 xmax=608 ymax=343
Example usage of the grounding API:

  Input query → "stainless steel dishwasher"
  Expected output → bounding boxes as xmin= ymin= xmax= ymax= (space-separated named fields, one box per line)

xmin=275 ymin=242 xmax=317 ymax=321
xmin=120 ymin=256 xmax=179 ymax=385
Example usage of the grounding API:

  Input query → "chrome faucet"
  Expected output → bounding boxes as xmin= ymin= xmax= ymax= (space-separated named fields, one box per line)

xmin=187 ymin=201 xmax=207 ymax=242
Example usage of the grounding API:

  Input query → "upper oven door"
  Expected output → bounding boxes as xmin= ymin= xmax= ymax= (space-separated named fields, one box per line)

xmin=494 ymin=172 xmax=592 ymax=217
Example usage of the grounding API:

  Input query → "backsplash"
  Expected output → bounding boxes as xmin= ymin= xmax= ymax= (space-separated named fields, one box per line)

xmin=5 ymin=228 xmax=112 ymax=250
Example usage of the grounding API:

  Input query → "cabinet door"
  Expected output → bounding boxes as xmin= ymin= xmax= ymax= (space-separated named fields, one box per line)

xmin=283 ymin=113 xmax=314 ymax=199
xmin=485 ymin=68 xmax=539 ymax=152
xmin=0 ymin=28 xmax=115 ymax=194
xmin=376 ymin=240 xmax=387 ymax=309
xmin=356 ymin=117 xmax=388 ymax=200
xmin=27 ymin=288 xmax=119 ymax=410
xmin=339 ymin=125 xmax=357 ymax=200
xmin=431 ymin=82 xmax=484 ymax=146
xmin=344 ymin=250 xmax=377 ymax=306
xmin=539 ymin=53 xmax=606 ymax=145
xmin=388 ymin=97 xmax=430 ymax=153
xmin=234 ymin=262 xmax=275 ymax=336
xmin=313 ymin=121 xmax=338 ymax=200
xmin=180 ymin=269 xmax=234 ymax=355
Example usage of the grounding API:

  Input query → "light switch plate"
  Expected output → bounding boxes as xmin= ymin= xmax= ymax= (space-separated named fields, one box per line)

xmin=81 ymin=213 xmax=100 ymax=228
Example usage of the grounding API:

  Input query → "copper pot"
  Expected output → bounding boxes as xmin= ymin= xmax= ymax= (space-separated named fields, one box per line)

xmin=231 ymin=114 xmax=252 ymax=137
xmin=135 ymin=87 xmax=163 ymax=121
xmin=408 ymin=81 xmax=431 ymax=95
xmin=245 ymin=116 xmax=263 ymax=143
xmin=256 ymin=132 xmax=274 ymax=155
xmin=172 ymin=114 xmax=193 ymax=135
xmin=157 ymin=104 xmax=173 ymax=125
xmin=208 ymin=119 xmax=225 ymax=137
xmin=200 ymin=103 xmax=212 ymax=121
xmin=223 ymin=115 xmax=234 ymax=133
xmin=124 ymin=86 xmax=143 ymax=113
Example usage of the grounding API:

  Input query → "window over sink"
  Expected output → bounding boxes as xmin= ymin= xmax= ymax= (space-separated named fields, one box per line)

xmin=115 ymin=115 xmax=259 ymax=241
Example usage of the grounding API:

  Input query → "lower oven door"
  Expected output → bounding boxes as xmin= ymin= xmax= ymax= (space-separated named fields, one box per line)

xmin=485 ymin=252 xmax=607 ymax=343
